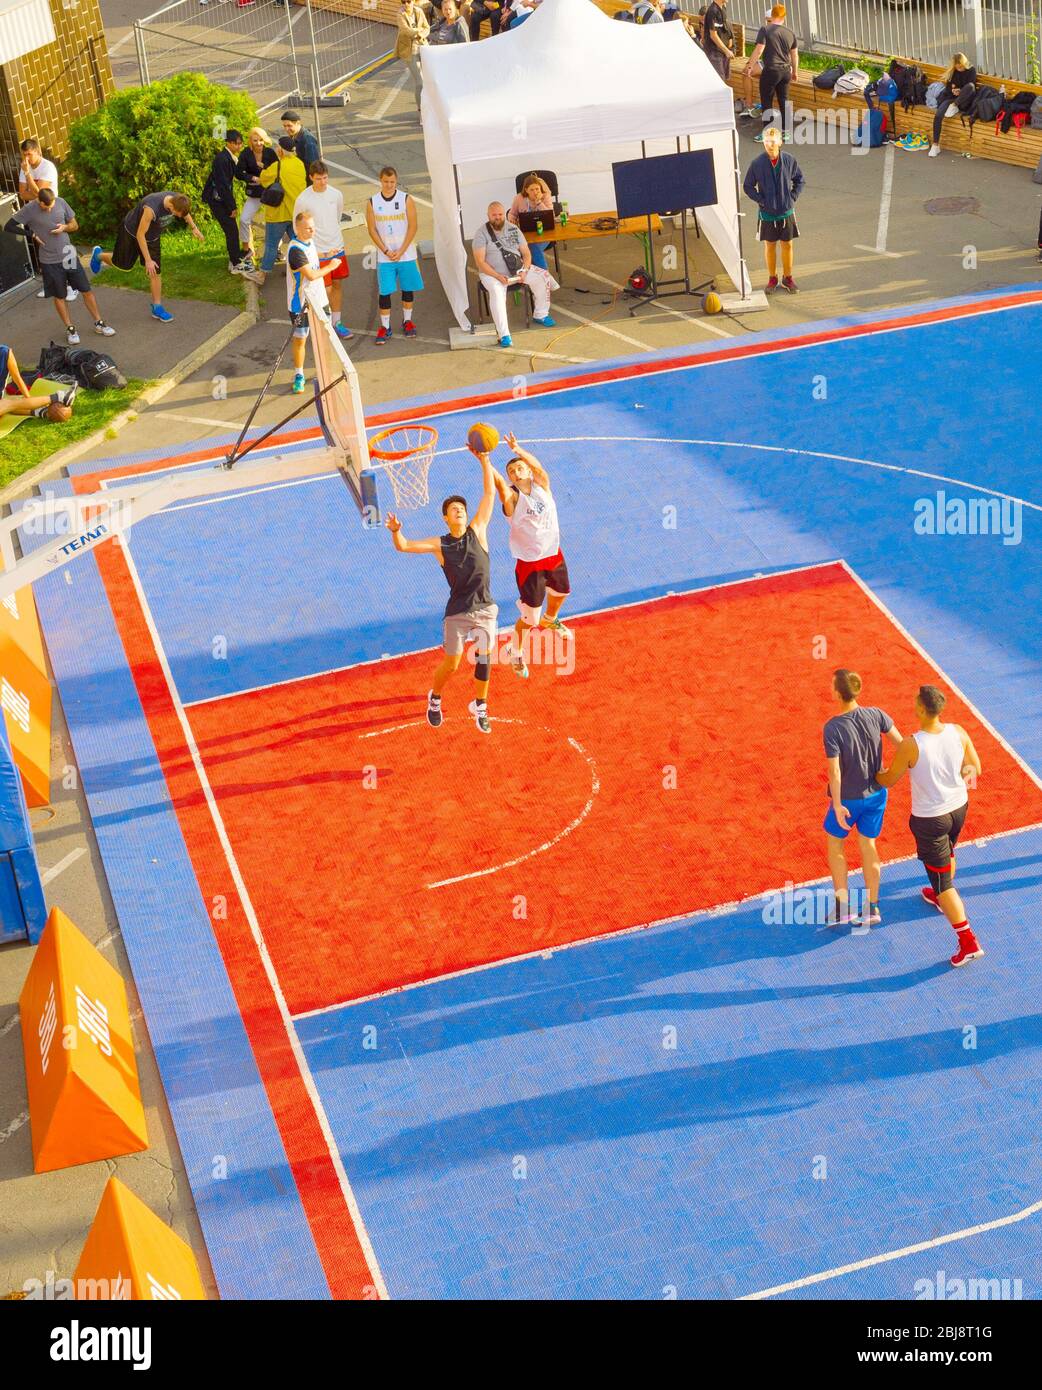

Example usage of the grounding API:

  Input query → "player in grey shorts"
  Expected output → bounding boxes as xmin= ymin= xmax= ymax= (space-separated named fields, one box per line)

xmin=385 ymin=441 xmax=498 ymax=734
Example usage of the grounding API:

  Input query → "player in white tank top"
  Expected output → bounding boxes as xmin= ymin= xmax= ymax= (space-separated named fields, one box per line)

xmin=876 ymin=684 xmax=984 ymax=967
xmin=365 ymin=168 xmax=423 ymax=344
xmin=493 ymin=431 xmax=573 ymax=677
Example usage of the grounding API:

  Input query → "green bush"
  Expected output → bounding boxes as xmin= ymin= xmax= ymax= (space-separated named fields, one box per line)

xmin=64 ymin=73 xmax=258 ymax=239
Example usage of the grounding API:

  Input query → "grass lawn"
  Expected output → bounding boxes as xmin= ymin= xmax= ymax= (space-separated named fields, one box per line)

xmin=0 ymin=380 xmax=151 ymax=489
xmin=87 ymin=221 xmax=248 ymax=310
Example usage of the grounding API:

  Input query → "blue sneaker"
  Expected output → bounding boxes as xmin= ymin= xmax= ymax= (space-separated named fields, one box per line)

xmin=334 ymin=322 xmax=353 ymax=340
xmin=292 ymin=371 xmax=306 ymax=394
xmin=534 ymin=315 xmax=556 ymax=328
xmin=89 ymin=245 xmax=103 ymax=275
xmin=151 ymin=304 xmax=174 ymax=323
xmin=499 ymin=334 xmax=512 ymax=347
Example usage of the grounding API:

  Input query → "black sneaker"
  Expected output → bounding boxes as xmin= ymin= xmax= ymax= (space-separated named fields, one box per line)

xmin=468 ymin=699 xmax=491 ymax=734
xmin=426 ymin=691 xmax=442 ymax=728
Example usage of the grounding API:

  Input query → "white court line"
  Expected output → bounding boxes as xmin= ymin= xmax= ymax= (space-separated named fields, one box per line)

xmin=158 ymin=413 xmax=251 ymax=431
xmin=364 ymin=67 xmax=410 ymax=121
xmin=173 ymin=419 xmax=1042 ymax=708
xmin=741 ymin=1197 xmax=1042 ymax=1299
xmin=290 ymin=814 xmax=1042 ymax=1020
xmin=356 ymin=716 xmax=600 ymax=888
xmin=85 ymin=292 xmax=1042 ymax=497
xmin=184 ymin=556 xmax=832 ymax=707
xmin=536 ymin=302 xmax=652 ymax=352
xmin=322 ymin=158 xmax=433 ymax=209
xmin=854 ymin=140 xmax=901 ymax=258
xmin=567 ymin=261 xmax=732 ymax=339
xmin=115 ymin=539 xmax=390 ymax=1301
xmin=842 ymin=558 xmax=1042 ymax=794
xmin=41 ymin=847 xmax=86 ymax=886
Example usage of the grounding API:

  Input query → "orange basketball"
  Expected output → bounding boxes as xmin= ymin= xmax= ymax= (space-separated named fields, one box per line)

xmin=466 ymin=422 xmax=500 ymax=454
xmin=46 ymin=402 xmax=72 ymax=423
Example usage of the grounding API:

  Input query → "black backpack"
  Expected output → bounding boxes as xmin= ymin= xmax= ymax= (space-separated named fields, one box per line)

xmin=813 ymin=65 xmax=845 ymax=90
xmin=969 ymin=86 xmax=1002 ymax=125
xmin=38 ymin=343 xmax=126 ymax=391
xmin=66 ymin=348 xmax=127 ymax=391
xmin=999 ymin=89 xmax=1036 ymax=133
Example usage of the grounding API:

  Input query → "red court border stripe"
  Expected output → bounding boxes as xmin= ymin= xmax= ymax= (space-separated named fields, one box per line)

xmin=77 ymin=288 xmax=1042 ymax=491
xmin=77 ymin=488 xmax=378 ymax=1301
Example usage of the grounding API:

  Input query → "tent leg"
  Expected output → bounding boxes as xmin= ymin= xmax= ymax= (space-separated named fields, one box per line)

xmin=731 ymin=126 xmax=750 ymax=299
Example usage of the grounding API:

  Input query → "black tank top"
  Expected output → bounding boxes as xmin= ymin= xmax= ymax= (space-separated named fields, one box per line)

xmin=441 ymin=526 xmax=492 ymax=616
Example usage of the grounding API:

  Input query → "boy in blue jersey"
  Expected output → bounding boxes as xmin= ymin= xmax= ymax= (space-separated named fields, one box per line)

xmin=286 ymin=210 xmax=343 ymax=394
xmin=823 ymin=668 xmax=903 ymax=927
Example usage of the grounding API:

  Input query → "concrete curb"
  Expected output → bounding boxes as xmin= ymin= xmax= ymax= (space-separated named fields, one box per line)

xmin=0 ymin=295 xmax=259 ymax=509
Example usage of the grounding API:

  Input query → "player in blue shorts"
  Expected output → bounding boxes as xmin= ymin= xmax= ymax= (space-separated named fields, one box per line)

xmin=823 ymin=668 xmax=903 ymax=927
xmin=365 ymin=167 xmax=424 ymax=345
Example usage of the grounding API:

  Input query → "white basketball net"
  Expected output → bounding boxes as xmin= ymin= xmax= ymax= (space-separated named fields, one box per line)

xmin=367 ymin=424 xmax=438 ymax=511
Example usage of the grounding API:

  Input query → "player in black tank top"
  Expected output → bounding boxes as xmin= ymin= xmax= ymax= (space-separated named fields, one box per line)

xmin=385 ymin=441 xmax=499 ymax=733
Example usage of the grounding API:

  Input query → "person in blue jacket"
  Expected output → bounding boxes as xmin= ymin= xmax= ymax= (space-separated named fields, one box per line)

xmin=742 ymin=126 xmax=805 ymax=293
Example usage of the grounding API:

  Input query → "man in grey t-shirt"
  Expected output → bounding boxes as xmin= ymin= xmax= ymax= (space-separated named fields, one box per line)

xmin=5 ymin=189 xmax=115 ymax=345
xmin=822 ymin=667 xmax=903 ymax=929
xmin=472 ymin=201 xmax=557 ymax=348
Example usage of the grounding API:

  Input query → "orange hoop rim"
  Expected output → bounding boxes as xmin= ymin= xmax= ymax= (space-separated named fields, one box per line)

xmin=367 ymin=423 xmax=438 ymax=462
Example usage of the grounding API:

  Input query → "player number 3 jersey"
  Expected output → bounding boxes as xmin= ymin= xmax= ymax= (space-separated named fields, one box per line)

xmin=370 ymin=191 xmax=418 ymax=264
xmin=508 ymin=482 xmax=560 ymax=562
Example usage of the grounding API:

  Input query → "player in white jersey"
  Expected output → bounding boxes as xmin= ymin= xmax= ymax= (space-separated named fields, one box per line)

xmin=493 ymin=432 xmax=572 ymax=678
xmin=285 ymin=210 xmax=343 ymax=394
xmin=364 ymin=166 xmax=423 ymax=345
xmin=876 ymin=684 xmax=984 ymax=967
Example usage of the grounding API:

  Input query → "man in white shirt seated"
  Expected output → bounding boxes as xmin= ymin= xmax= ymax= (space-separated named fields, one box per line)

xmin=292 ymin=161 xmax=352 ymax=340
xmin=472 ymin=202 xmax=558 ymax=349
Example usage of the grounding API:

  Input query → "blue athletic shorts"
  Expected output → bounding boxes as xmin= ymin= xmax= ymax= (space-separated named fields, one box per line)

xmin=823 ymin=785 xmax=888 ymax=839
xmin=377 ymin=259 xmax=424 ymax=296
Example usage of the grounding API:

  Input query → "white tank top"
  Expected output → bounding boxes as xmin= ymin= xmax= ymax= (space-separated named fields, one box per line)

xmin=509 ymin=482 xmax=560 ymax=562
xmin=370 ymin=190 xmax=417 ymax=263
xmin=286 ymin=236 xmax=325 ymax=314
xmin=910 ymin=725 xmax=969 ymax=818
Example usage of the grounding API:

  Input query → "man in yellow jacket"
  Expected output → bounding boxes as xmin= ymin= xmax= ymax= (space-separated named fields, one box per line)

xmin=258 ymin=136 xmax=308 ymax=276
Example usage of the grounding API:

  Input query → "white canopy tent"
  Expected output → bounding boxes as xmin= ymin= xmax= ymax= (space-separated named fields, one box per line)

xmin=420 ymin=0 xmax=751 ymax=330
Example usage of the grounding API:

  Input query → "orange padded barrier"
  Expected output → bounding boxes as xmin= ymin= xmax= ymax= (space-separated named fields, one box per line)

xmin=0 ymin=586 xmax=52 ymax=807
xmin=74 ymin=1177 xmax=207 ymax=1301
xmin=19 ymin=908 xmax=148 ymax=1173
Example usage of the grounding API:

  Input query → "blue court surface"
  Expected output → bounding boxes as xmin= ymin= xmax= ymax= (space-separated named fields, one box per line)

xmin=30 ymin=286 xmax=1042 ymax=1299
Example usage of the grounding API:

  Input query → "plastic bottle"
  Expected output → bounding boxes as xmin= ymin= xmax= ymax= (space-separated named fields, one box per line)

xmin=560 ymin=201 xmax=569 ymax=226
xmin=535 ymin=219 xmax=543 ymax=235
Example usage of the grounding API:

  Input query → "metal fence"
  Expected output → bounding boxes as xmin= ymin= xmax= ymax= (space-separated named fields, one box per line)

xmin=727 ymin=0 xmax=1042 ymax=84
xmin=133 ymin=0 xmax=391 ymax=113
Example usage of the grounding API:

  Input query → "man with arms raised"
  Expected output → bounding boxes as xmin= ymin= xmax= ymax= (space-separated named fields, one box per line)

xmin=385 ymin=445 xmax=498 ymax=734
xmin=493 ymin=432 xmax=572 ymax=679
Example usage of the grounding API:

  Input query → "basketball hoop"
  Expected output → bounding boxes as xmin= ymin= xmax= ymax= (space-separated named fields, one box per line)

xmin=366 ymin=424 xmax=438 ymax=512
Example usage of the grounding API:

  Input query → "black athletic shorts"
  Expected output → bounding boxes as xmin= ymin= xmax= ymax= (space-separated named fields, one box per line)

xmin=41 ymin=262 xmax=90 ymax=300
xmin=516 ymin=554 xmax=570 ymax=610
xmin=909 ymin=801 xmax=968 ymax=870
xmin=112 ymin=223 xmax=161 ymax=272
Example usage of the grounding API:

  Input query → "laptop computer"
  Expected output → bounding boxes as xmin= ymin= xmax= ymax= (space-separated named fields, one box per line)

xmin=517 ymin=209 xmax=556 ymax=235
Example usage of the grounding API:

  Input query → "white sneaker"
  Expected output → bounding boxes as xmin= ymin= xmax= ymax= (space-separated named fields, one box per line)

xmin=94 ymin=320 xmax=116 ymax=336
xmin=928 ymin=144 xmax=941 ymax=156
xmin=36 ymin=287 xmax=45 ymax=298
xmin=66 ymin=325 xmax=80 ymax=345
xmin=67 ymin=287 xmax=78 ymax=302
xmin=468 ymin=699 xmax=491 ymax=734
xmin=944 ymin=104 xmax=960 ymax=118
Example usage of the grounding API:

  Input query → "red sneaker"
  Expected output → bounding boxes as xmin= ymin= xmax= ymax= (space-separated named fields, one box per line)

xmin=950 ymin=927 xmax=984 ymax=968
xmin=765 ymin=276 xmax=779 ymax=293
xmin=782 ymin=275 xmax=799 ymax=293
xmin=375 ymin=326 xmax=391 ymax=345
xmin=402 ymin=320 xmax=417 ymax=337
xmin=921 ymin=886 xmax=944 ymax=913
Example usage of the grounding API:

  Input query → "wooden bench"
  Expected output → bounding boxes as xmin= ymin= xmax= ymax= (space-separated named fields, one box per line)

xmin=728 ymin=55 xmax=1042 ymax=171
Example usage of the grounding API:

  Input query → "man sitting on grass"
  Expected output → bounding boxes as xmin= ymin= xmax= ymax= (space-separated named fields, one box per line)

xmin=0 ymin=344 xmax=76 ymax=421
xmin=89 ymin=191 xmax=203 ymax=324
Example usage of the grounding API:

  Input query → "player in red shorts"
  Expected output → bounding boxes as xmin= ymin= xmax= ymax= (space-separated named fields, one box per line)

xmin=493 ymin=432 xmax=572 ymax=678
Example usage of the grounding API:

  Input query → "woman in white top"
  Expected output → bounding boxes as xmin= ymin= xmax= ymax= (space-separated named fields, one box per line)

xmin=876 ymin=684 xmax=984 ymax=967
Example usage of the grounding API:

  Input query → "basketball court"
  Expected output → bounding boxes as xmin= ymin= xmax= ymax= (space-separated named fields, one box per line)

xmin=15 ymin=285 xmax=1042 ymax=1299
